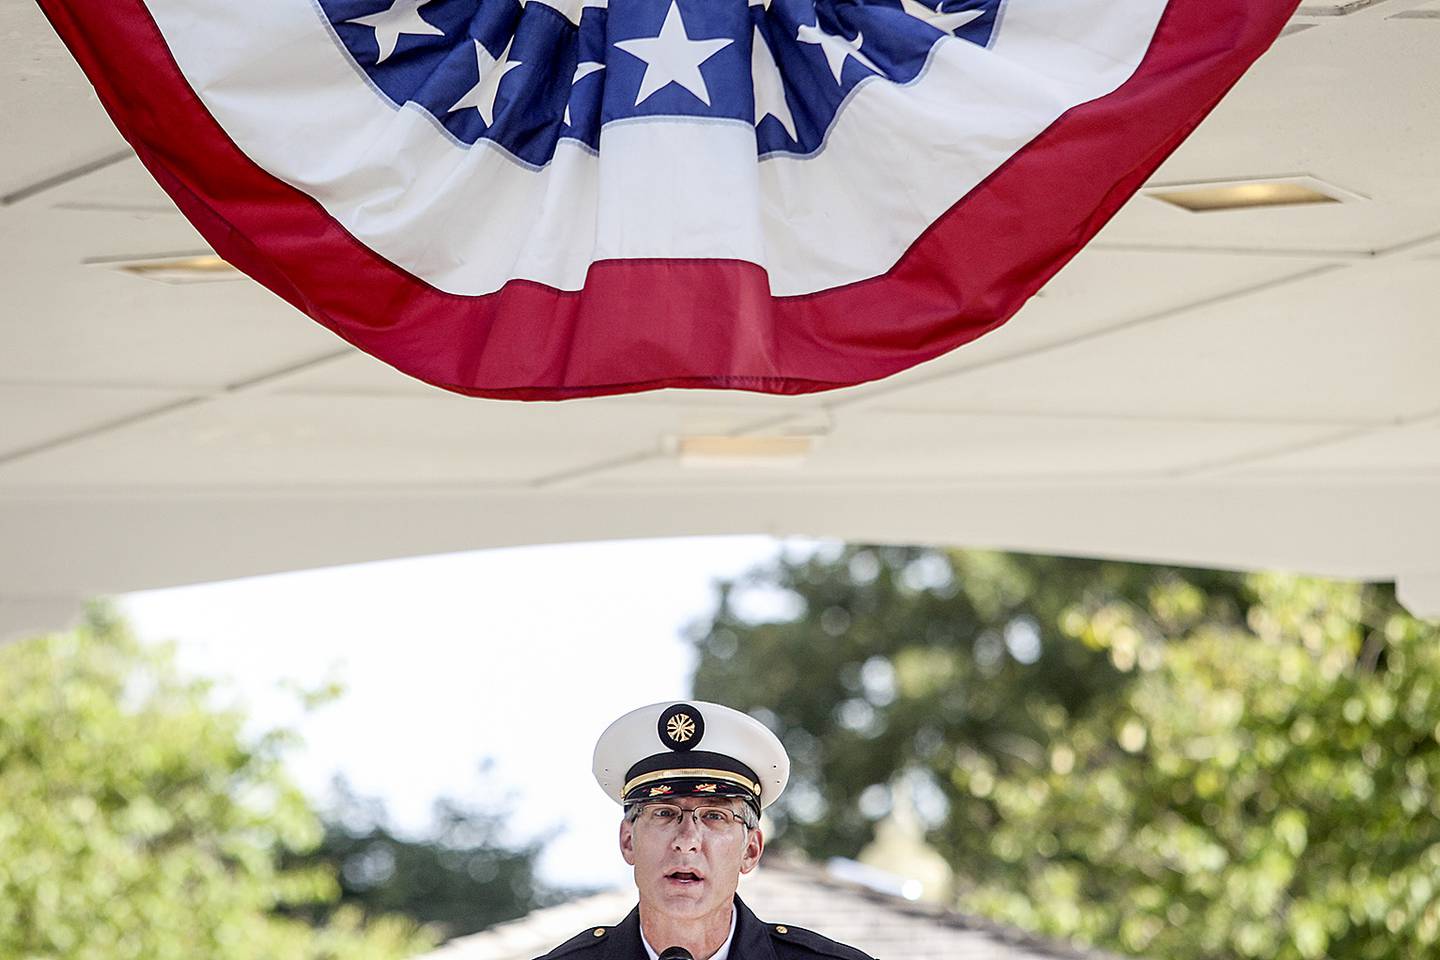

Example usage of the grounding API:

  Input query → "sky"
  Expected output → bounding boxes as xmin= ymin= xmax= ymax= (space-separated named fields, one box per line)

xmin=119 ymin=535 xmax=808 ymax=889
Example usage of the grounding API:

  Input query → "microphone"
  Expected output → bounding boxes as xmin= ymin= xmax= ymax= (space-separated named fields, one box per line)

xmin=658 ymin=949 xmax=695 ymax=960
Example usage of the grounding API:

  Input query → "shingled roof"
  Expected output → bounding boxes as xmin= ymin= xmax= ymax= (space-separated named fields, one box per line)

xmin=421 ymin=858 xmax=1129 ymax=960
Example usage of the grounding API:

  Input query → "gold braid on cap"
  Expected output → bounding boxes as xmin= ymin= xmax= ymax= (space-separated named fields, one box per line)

xmin=622 ymin=768 xmax=762 ymax=799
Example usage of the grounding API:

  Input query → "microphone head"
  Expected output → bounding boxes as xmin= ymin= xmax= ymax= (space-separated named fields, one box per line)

xmin=658 ymin=949 xmax=695 ymax=960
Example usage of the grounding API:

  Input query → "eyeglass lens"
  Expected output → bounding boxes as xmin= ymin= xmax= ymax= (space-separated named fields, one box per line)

xmin=643 ymin=804 xmax=743 ymax=829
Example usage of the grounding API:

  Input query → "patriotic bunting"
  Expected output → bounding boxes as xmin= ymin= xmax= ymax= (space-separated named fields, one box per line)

xmin=38 ymin=0 xmax=1299 ymax=399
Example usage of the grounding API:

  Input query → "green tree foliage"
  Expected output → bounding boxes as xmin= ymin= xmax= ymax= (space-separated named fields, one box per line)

xmin=692 ymin=546 xmax=1251 ymax=861
xmin=292 ymin=778 xmax=571 ymax=940
xmin=969 ymin=573 xmax=1440 ymax=960
xmin=0 ymin=607 xmax=432 ymax=960
xmin=691 ymin=547 xmax=1440 ymax=960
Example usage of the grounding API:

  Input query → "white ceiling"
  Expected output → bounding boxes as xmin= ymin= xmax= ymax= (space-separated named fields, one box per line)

xmin=2 ymin=0 xmax=1438 ymax=638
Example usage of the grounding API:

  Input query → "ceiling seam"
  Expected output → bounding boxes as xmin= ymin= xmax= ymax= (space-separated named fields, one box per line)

xmin=788 ymin=223 xmax=1436 ymax=425
xmin=1296 ymin=0 xmax=1399 ymax=15
xmin=4 ymin=465 xmax=1439 ymax=501
xmin=0 ymin=379 xmax=222 ymax=393
xmin=1 ymin=149 xmax=134 ymax=207
xmin=578 ymin=474 xmax=1440 ymax=495
xmin=528 ymin=449 xmax=663 ymax=489
xmin=1378 ymin=227 xmax=1440 ymax=258
xmin=852 ymin=407 xmax=1375 ymax=427
xmin=526 ymin=412 xmax=808 ymax=489
xmin=1090 ymin=226 xmax=1440 ymax=262
xmin=0 ymin=397 xmax=207 ymax=470
xmin=1087 ymin=242 xmax=1369 ymax=261
xmin=0 ymin=481 xmax=537 ymax=503
xmin=0 ymin=348 xmax=354 ymax=472
xmin=808 ymin=263 xmax=1346 ymax=418
xmin=25 ymin=469 xmax=1439 ymax=500
xmin=1164 ymin=424 xmax=1379 ymax=479
xmin=223 ymin=347 xmax=356 ymax=393
xmin=1165 ymin=402 xmax=1440 ymax=479
xmin=0 ymin=472 xmax=1250 ymax=500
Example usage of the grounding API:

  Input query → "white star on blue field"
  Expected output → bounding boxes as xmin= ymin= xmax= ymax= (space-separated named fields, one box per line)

xmin=323 ymin=0 xmax=1003 ymax=165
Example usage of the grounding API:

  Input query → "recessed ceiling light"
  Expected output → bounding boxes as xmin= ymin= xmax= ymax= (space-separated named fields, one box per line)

xmin=673 ymin=435 xmax=814 ymax=468
xmin=1146 ymin=176 xmax=1361 ymax=213
xmin=86 ymin=251 xmax=241 ymax=284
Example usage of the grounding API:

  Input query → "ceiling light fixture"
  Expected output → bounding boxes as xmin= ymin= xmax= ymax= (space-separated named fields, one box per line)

xmin=86 ymin=251 xmax=241 ymax=284
xmin=673 ymin=434 xmax=814 ymax=468
xmin=1146 ymin=175 xmax=1362 ymax=213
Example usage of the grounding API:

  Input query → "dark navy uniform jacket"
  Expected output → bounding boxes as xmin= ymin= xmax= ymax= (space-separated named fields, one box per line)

xmin=532 ymin=895 xmax=876 ymax=960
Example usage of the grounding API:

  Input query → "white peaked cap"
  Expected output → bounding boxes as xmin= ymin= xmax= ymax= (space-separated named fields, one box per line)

xmin=592 ymin=700 xmax=790 ymax=810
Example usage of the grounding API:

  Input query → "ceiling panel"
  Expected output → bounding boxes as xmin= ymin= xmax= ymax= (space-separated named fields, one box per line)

xmin=1389 ymin=0 xmax=1440 ymax=17
xmin=591 ymin=411 xmax=1341 ymax=485
xmin=863 ymin=258 xmax=1439 ymax=423
xmin=277 ymin=350 xmax=460 ymax=398
xmin=0 ymin=4 xmax=124 ymax=197
xmin=0 ymin=384 xmax=189 ymax=461
xmin=1 ymin=162 xmax=345 ymax=390
xmin=0 ymin=393 xmax=793 ymax=488
xmin=1297 ymin=0 xmax=1402 ymax=14
xmin=1218 ymin=415 xmax=1440 ymax=477
xmin=799 ymin=249 xmax=1332 ymax=409
xmin=1105 ymin=14 xmax=1440 ymax=252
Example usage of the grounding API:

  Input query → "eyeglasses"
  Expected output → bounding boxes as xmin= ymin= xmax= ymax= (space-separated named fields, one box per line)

xmin=634 ymin=803 xmax=750 ymax=832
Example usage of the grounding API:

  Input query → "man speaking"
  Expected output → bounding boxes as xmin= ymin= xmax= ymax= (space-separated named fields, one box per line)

xmin=533 ymin=701 xmax=876 ymax=960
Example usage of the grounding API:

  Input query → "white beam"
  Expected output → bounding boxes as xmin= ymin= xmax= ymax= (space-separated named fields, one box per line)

xmin=0 ymin=479 xmax=1434 ymax=600
xmin=0 ymin=596 xmax=82 ymax=647
xmin=1397 ymin=574 xmax=1440 ymax=621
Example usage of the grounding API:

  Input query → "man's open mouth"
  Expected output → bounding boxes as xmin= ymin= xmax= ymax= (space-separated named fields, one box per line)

xmin=665 ymin=870 xmax=704 ymax=884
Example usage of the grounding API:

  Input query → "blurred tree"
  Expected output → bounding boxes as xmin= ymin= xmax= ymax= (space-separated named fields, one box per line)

xmin=967 ymin=573 xmax=1440 ymax=960
xmin=692 ymin=546 xmax=1251 ymax=862
xmin=691 ymin=547 xmax=1440 ymax=960
xmin=291 ymin=777 xmax=571 ymax=940
xmin=0 ymin=606 xmax=430 ymax=960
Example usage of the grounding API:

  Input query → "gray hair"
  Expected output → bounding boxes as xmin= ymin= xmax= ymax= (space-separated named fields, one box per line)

xmin=625 ymin=800 xmax=759 ymax=831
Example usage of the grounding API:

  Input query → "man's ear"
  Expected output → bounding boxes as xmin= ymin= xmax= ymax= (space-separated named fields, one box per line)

xmin=619 ymin=817 xmax=637 ymax=866
xmin=740 ymin=827 xmax=764 ymax=875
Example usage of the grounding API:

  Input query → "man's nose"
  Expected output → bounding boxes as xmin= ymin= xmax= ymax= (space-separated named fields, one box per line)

xmin=672 ymin=813 xmax=702 ymax=848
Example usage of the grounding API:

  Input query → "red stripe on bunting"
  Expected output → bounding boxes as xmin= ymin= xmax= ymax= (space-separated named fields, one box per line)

xmin=37 ymin=0 xmax=1298 ymax=400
